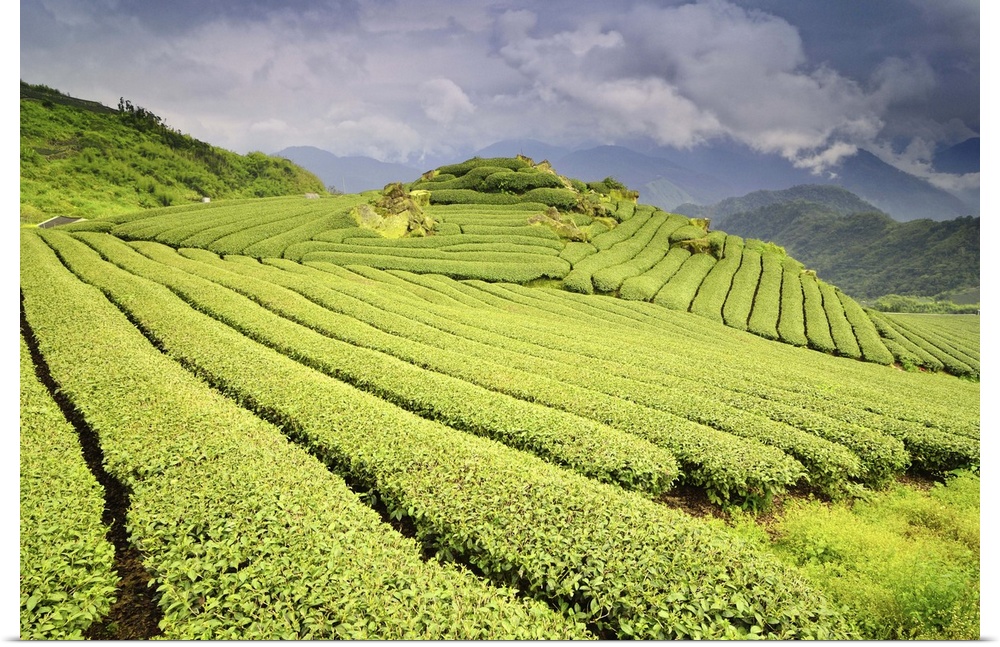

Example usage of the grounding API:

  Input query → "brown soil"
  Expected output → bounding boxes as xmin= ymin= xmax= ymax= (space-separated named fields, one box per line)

xmin=84 ymin=547 xmax=163 ymax=640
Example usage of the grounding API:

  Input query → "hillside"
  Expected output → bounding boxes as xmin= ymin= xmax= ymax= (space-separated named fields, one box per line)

xmin=21 ymin=148 xmax=979 ymax=639
xmin=674 ymin=184 xmax=883 ymax=225
xmin=53 ymin=156 xmax=978 ymax=379
xmin=675 ymin=185 xmax=979 ymax=301
xmin=687 ymin=195 xmax=979 ymax=301
xmin=831 ymin=149 xmax=972 ymax=221
xmin=19 ymin=82 xmax=326 ymax=223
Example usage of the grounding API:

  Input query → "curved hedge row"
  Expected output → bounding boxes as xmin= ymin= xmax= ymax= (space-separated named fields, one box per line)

xmin=564 ymin=213 xmax=665 ymax=294
xmin=619 ymin=247 xmax=690 ymax=301
xmin=434 ymin=157 xmax=531 ymax=176
xmin=341 ymin=233 xmax=562 ymax=251
xmin=207 ymin=212 xmax=324 ymax=256
xmin=299 ymin=252 xmax=570 ymax=283
xmin=800 ymin=273 xmax=836 ymax=354
xmin=427 ymin=188 xmax=579 ymax=210
xmin=185 ymin=256 xmax=810 ymax=508
xmin=654 ymin=254 xmax=718 ymax=311
xmin=818 ymin=281 xmax=862 ymax=359
xmin=26 ymin=230 xmax=585 ymax=640
xmin=745 ymin=251 xmax=783 ymax=340
xmin=42 ymin=230 xmax=850 ymax=640
xmin=721 ymin=249 xmax=760 ymax=330
xmin=82 ymin=235 xmax=682 ymax=497
xmin=242 ymin=210 xmax=357 ymax=258
xmin=400 ymin=280 xmax=906 ymax=488
xmin=19 ymin=336 xmax=117 ymax=640
xmin=300 ymin=243 xmax=559 ymax=263
xmin=559 ymin=242 xmax=598 ymax=264
xmin=837 ymin=292 xmax=894 ymax=365
xmin=883 ymin=314 xmax=978 ymax=377
xmin=866 ymin=309 xmax=945 ymax=372
xmin=689 ymin=235 xmax=744 ymax=323
xmin=591 ymin=215 xmax=688 ymax=293
xmin=777 ymin=268 xmax=808 ymax=347
xmin=448 ymin=280 xmax=968 ymax=479
xmin=589 ymin=209 xmax=653 ymax=251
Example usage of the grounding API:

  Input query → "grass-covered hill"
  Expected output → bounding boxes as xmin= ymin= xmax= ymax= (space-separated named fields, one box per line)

xmin=21 ymin=148 xmax=979 ymax=639
xmin=19 ymin=82 xmax=326 ymax=224
xmin=674 ymin=185 xmax=979 ymax=303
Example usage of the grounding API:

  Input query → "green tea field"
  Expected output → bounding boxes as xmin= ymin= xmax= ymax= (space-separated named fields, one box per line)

xmin=20 ymin=158 xmax=980 ymax=640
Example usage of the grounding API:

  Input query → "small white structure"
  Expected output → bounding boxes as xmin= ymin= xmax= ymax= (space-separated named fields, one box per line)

xmin=202 ymin=197 xmax=211 ymax=203
xmin=37 ymin=216 xmax=85 ymax=229
xmin=305 ymin=193 xmax=320 ymax=199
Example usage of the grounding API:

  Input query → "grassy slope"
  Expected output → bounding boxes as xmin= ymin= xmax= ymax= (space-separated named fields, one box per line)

xmin=19 ymin=82 xmax=326 ymax=223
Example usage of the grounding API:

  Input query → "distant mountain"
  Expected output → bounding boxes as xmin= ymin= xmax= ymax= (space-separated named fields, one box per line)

xmin=657 ymin=143 xmax=973 ymax=221
xmin=715 ymin=200 xmax=979 ymax=300
xmin=460 ymin=140 xmax=976 ymax=221
xmin=674 ymin=185 xmax=884 ymax=228
xmin=830 ymin=149 xmax=971 ymax=221
xmin=933 ymin=138 xmax=979 ymax=175
xmin=551 ymin=145 xmax=735 ymax=209
xmin=646 ymin=142 xmax=818 ymax=196
xmin=274 ymin=146 xmax=421 ymax=193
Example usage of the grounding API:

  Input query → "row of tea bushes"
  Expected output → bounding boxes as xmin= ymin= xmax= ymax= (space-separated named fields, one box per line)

xmin=25 ymin=229 xmax=589 ymax=640
xmin=37 ymin=230 xmax=849 ymax=639
xmin=19 ymin=336 xmax=117 ymax=640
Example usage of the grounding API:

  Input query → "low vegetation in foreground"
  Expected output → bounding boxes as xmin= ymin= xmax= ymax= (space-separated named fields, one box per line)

xmin=728 ymin=469 xmax=979 ymax=640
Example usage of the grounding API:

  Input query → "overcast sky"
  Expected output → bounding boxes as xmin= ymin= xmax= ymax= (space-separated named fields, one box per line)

xmin=20 ymin=0 xmax=980 ymax=187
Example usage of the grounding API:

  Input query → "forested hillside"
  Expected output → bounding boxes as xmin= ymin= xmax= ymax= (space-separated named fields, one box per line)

xmin=718 ymin=203 xmax=979 ymax=300
xmin=19 ymin=82 xmax=326 ymax=223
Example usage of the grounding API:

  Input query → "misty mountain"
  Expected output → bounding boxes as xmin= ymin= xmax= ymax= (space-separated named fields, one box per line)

xmin=830 ymin=149 xmax=971 ymax=221
xmin=674 ymin=185 xmax=884 ymax=228
xmin=274 ymin=146 xmax=421 ymax=193
xmin=549 ymin=145 xmax=737 ymax=208
xmin=933 ymin=137 xmax=979 ymax=175
xmin=645 ymin=141 xmax=819 ymax=196
xmin=600 ymin=138 xmax=979 ymax=221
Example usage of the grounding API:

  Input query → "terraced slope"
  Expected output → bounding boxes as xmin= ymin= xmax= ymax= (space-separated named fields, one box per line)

xmin=866 ymin=311 xmax=980 ymax=378
xmin=23 ymin=227 xmax=880 ymax=639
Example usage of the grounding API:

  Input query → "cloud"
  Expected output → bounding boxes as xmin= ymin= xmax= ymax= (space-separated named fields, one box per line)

xmin=419 ymin=78 xmax=475 ymax=124
xmin=869 ymin=56 xmax=936 ymax=108
xmin=19 ymin=0 xmax=978 ymax=176
xmin=490 ymin=1 xmax=899 ymax=170
xmin=792 ymin=142 xmax=858 ymax=175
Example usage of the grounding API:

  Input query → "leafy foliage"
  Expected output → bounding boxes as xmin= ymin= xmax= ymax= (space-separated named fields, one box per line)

xmin=712 ymin=200 xmax=979 ymax=301
xmin=20 ymin=84 xmax=325 ymax=222
xmin=732 ymin=470 xmax=980 ymax=640
xmin=29 ymin=228 xmax=853 ymax=639
xmin=22 ymin=230 xmax=589 ymax=640
xmin=19 ymin=337 xmax=117 ymax=640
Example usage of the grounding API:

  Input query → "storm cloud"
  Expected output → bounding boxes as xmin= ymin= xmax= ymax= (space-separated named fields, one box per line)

xmin=20 ymin=0 xmax=980 ymax=179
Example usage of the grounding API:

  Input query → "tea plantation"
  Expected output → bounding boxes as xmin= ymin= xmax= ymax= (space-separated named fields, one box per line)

xmin=20 ymin=157 xmax=980 ymax=639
